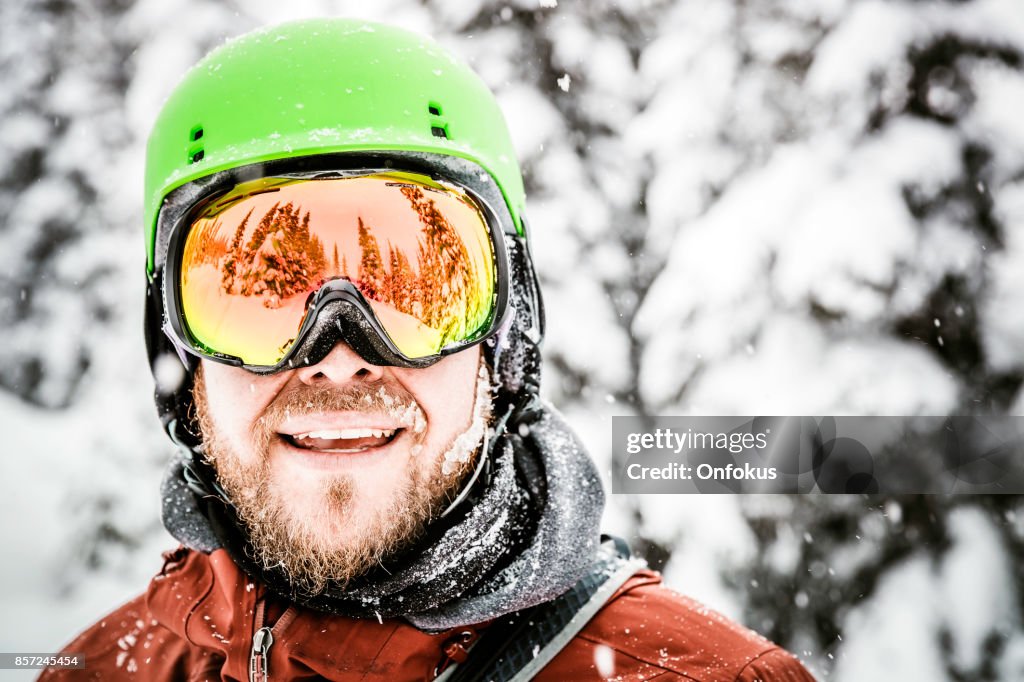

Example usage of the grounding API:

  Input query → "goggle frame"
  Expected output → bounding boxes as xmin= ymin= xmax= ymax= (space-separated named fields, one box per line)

xmin=156 ymin=157 xmax=517 ymax=373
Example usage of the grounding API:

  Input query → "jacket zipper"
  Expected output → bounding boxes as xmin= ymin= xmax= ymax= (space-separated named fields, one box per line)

xmin=248 ymin=593 xmax=298 ymax=682
xmin=249 ymin=626 xmax=273 ymax=682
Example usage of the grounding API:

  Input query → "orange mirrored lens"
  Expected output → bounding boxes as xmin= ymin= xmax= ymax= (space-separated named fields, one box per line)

xmin=179 ymin=172 xmax=496 ymax=365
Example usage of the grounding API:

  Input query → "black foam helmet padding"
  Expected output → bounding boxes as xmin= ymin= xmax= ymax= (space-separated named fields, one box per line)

xmin=145 ymin=151 xmax=545 ymax=455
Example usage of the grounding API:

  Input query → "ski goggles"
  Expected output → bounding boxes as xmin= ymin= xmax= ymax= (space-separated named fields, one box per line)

xmin=162 ymin=170 xmax=510 ymax=371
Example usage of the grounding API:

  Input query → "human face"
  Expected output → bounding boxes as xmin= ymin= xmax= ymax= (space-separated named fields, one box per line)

xmin=192 ymin=340 xmax=490 ymax=595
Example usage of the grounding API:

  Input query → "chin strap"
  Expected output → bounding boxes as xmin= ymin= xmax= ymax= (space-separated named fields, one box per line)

xmin=167 ymin=418 xmax=232 ymax=505
xmin=438 ymin=428 xmax=492 ymax=520
xmin=437 ymin=356 xmax=543 ymax=520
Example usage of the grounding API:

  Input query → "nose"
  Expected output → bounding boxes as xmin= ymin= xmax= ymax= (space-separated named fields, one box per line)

xmin=293 ymin=340 xmax=386 ymax=386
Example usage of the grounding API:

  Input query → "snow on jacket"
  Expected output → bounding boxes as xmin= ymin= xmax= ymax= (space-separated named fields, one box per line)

xmin=40 ymin=546 xmax=816 ymax=681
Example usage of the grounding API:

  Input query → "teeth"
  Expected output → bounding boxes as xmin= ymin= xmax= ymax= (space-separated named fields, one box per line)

xmin=294 ymin=428 xmax=397 ymax=440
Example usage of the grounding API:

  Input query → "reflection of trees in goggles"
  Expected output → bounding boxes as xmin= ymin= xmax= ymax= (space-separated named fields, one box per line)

xmin=181 ymin=175 xmax=496 ymax=360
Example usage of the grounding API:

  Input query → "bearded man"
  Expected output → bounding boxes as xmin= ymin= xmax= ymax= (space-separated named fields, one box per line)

xmin=43 ymin=18 xmax=815 ymax=682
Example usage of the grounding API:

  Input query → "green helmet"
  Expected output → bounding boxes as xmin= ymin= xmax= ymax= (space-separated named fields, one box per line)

xmin=144 ymin=18 xmax=527 ymax=275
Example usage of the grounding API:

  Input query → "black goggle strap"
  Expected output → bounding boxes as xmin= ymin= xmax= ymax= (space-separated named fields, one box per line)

xmin=146 ymin=269 xmax=201 ymax=439
xmin=513 ymin=218 xmax=545 ymax=345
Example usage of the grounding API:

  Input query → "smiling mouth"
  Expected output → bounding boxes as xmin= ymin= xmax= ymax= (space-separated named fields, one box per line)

xmin=281 ymin=428 xmax=403 ymax=453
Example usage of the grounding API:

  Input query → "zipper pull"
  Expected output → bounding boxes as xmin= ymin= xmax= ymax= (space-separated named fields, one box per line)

xmin=249 ymin=626 xmax=274 ymax=682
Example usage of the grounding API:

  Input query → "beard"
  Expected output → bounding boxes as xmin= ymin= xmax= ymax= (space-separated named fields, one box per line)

xmin=191 ymin=359 xmax=493 ymax=597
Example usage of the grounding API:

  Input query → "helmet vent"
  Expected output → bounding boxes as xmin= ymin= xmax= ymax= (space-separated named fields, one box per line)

xmin=187 ymin=125 xmax=205 ymax=165
xmin=428 ymin=102 xmax=449 ymax=140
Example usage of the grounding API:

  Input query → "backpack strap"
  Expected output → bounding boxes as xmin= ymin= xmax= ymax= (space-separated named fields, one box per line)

xmin=438 ymin=535 xmax=645 ymax=682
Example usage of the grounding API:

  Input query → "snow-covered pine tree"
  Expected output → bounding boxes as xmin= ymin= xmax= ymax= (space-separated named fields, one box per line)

xmin=357 ymin=216 xmax=386 ymax=302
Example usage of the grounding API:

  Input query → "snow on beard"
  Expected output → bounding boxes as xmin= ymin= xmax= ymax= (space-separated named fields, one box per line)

xmin=191 ymin=356 xmax=494 ymax=595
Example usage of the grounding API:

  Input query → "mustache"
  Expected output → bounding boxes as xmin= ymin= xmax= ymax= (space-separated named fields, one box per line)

xmin=254 ymin=380 xmax=427 ymax=441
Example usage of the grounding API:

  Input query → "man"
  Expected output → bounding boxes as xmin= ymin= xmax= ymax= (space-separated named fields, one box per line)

xmin=44 ymin=19 xmax=815 ymax=681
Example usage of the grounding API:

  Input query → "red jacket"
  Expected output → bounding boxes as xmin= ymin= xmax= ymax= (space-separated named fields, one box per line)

xmin=41 ymin=547 xmax=815 ymax=681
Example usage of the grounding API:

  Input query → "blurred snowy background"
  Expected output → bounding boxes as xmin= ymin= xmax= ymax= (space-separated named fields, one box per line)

xmin=2 ymin=0 xmax=1024 ymax=679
